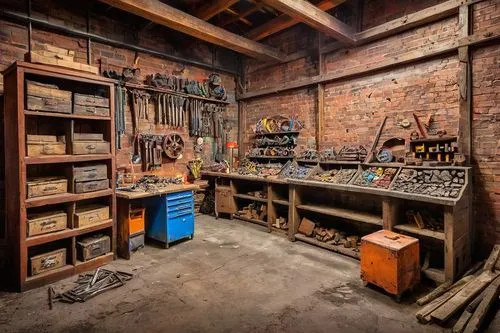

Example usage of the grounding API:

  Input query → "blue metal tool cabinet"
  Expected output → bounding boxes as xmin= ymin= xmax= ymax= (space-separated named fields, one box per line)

xmin=145 ymin=190 xmax=194 ymax=248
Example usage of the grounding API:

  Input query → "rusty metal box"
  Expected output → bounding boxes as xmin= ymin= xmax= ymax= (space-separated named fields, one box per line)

xmin=77 ymin=234 xmax=110 ymax=262
xmin=360 ymin=230 xmax=420 ymax=298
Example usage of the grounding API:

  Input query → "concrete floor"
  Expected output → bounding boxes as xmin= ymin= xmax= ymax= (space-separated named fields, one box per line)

xmin=0 ymin=215 xmax=497 ymax=333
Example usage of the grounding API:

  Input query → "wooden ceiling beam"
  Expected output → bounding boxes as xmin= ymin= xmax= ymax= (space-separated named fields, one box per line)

xmin=261 ymin=0 xmax=355 ymax=43
xmin=193 ymin=0 xmax=239 ymax=21
xmin=246 ymin=0 xmax=347 ymax=41
xmin=99 ymin=0 xmax=284 ymax=61
xmin=219 ymin=4 xmax=264 ymax=27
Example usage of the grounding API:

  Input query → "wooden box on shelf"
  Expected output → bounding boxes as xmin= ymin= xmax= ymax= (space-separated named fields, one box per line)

xmin=215 ymin=185 xmax=235 ymax=215
xmin=30 ymin=248 xmax=67 ymax=276
xmin=27 ymin=211 xmax=68 ymax=237
xmin=77 ymin=234 xmax=111 ymax=262
xmin=73 ymin=93 xmax=110 ymax=117
xmin=360 ymin=230 xmax=420 ymax=298
xmin=27 ymin=176 xmax=68 ymax=198
xmin=3 ymin=61 xmax=116 ymax=291
xmin=26 ymin=134 xmax=66 ymax=156
xmin=74 ymin=205 xmax=109 ymax=228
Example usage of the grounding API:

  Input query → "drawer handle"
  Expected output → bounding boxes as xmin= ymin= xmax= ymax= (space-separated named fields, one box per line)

xmin=42 ymin=145 xmax=56 ymax=153
xmin=182 ymin=218 xmax=186 ymax=222
xmin=87 ymin=183 xmax=98 ymax=188
xmin=86 ymin=144 xmax=96 ymax=150
xmin=89 ymin=244 xmax=103 ymax=254
xmin=86 ymin=172 xmax=97 ymax=178
xmin=40 ymin=220 xmax=57 ymax=229
xmin=85 ymin=107 xmax=97 ymax=114
xmin=87 ymin=214 xmax=99 ymax=221
xmin=43 ymin=186 xmax=58 ymax=192
xmin=41 ymin=255 xmax=58 ymax=269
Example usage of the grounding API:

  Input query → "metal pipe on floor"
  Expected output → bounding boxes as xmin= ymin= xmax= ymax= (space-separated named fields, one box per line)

xmin=0 ymin=9 xmax=238 ymax=75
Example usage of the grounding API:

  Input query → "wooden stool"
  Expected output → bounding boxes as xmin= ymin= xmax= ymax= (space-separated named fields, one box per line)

xmin=360 ymin=230 xmax=420 ymax=300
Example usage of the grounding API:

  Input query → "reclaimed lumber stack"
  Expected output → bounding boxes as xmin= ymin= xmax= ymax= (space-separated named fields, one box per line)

xmin=416 ymin=245 xmax=500 ymax=332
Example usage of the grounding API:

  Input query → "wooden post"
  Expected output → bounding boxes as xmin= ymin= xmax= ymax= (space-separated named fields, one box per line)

xmin=382 ymin=198 xmax=399 ymax=230
xmin=288 ymin=184 xmax=301 ymax=241
xmin=316 ymin=32 xmax=325 ymax=150
xmin=457 ymin=5 xmax=471 ymax=163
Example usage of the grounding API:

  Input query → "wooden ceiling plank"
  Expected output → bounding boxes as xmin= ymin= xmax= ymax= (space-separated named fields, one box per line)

xmin=246 ymin=0 xmax=347 ymax=41
xmin=99 ymin=0 xmax=284 ymax=61
xmin=261 ymin=0 xmax=354 ymax=43
xmin=220 ymin=4 xmax=264 ymax=27
xmin=193 ymin=0 xmax=239 ymax=21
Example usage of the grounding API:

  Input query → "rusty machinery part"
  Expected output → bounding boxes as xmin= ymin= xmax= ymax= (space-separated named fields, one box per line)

xmin=188 ymin=158 xmax=204 ymax=179
xmin=297 ymin=148 xmax=319 ymax=161
xmin=163 ymin=133 xmax=185 ymax=159
xmin=320 ymin=147 xmax=337 ymax=161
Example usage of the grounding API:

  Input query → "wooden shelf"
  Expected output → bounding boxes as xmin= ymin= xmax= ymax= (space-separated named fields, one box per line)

xmin=25 ymin=264 xmax=73 ymax=284
xmin=410 ymin=136 xmax=457 ymax=143
xmin=319 ymin=160 xmax=360 ymax=165
xmin=26 ymin=189 xmax=113 ymax=208
xmin=272 ymin=199 xmax=289 ymax=206
xmin=25 ymin=154 xmax=113 ymax=165
xmin=248 ymin=155 xmax=295 ymax=159
xmin=233 ymin=215 xmax=268 ymax=228
xmin=393 ymin=223 xmax=444 ymax=241
xmin=252 ymin=131 xmax=300 ymax=136
xmin=233 ymin=193 xmax=267 ymax=203
xmin=125 ymin=82 xmax=230 ymax=104
xmin=75 ymin=252 xmax=114 ymax=268
xmin=26 ymin=219 xmax=113 ymax=247
xmin=295 ymin=234 xmax=360 ymax=260
xmin=295 ymin=159 xmax=319 ymax=163
xmin=297 ymin=204 xmax=383 ymax=226
xmin=25 ymin=110 xmax=111 ymax=121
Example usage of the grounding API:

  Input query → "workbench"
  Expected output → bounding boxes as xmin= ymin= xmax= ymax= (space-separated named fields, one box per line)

xmin=116 ymin=184 xmax=199 ymax=259
xmin=202 ymin=166 xmax=472 ymax=284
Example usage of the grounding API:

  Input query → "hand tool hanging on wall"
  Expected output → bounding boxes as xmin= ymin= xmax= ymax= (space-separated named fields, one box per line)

xmin=115 ymin=85 xmax=126 ymax=149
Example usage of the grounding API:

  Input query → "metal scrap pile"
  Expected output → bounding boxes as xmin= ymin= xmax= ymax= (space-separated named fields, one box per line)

xmin=311 ymin=168 xmax=357 ymax=184
xmin=337 ymin=145 xmax=368 ymax=162
xmin=280 ymin=163 xmax=314 ymax=179
xmin=297 ymin=149 xmax=319 ymax=161
xmin=127 ymin=175 xmax=183 ymax=192
xmin=257 ymin=163 xmax=284 ymax=177
xmin=50 ymin=268 xmax=132 ymax=304
xmin=203 ymin=161 xmax=229 ymax=173
xmin=254 ymin=135 xmax=296 ymax=147
xmin=392 ymin=169 xmax=465 ymax=198
xmin=145 ymin=73 xmax=227 ymax=100
xmin=237 ymin=159 xmax=258 ymax=175
xmin=353 ymin=167 xmax=398 ymax=188
xmin=249 ymin=146 xmax=294 ymax=158
xmin=254 ymin=116 xmax=304 ymax=134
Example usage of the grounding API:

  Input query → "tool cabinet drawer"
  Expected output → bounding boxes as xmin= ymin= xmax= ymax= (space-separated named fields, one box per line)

xmin=167 ymin=197 xmax=193 ymax=207
xmin=27 ymin=177 xmax=67 ymax=198
xmin=166 ymin=191 xmax=193 ymax=202
xmin=168 ymin=209 xmax=193 ymax=218
xmin=167 ymin=201 xmax=193 ymax=213
xmin=167 ymin=214 xmax=194 ymax=242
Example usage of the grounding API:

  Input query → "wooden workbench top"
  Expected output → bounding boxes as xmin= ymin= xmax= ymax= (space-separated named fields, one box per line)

xmin=116 ymin=184 xmax=199 ymax=200
xmin=201 ymin=171 xmax=288 ymax=184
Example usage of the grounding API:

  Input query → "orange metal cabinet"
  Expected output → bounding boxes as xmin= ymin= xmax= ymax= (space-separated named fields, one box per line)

xmin=128 ymin=207 xmax=145 ymax=236
xmin=360 ymin=230 xmax=420 ymax=299
xmin=215 ymin=186 xmax=235 ymax=216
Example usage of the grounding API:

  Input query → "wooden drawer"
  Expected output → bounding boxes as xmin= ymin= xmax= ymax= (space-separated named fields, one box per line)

xmin=74 ymin=205 xmax=109 ymax=228
xmin=74 ymin=179 xmax=109 ymax=194
xmin=77 ymin=234 xmax=110 ymax=261
xmin=27 ymin=177 xmax=67 ymax=198
xmin=74 ymin=133 xmax=104 ymax=141
xmin=30 ymin=248 xmax=66 ymax=276
xmin=27 ymin=135 xmax=66 ymax=157
xmin=128 ymin=208 xmax=145 ymax=236
xmin=74 ymin=105 xmax=110 ymax=117
xmin=74 ymin=93 xmax=109 ymax=108
xmin=27 ymin=211 xmax=67 ymax=237
xmin=73 ymin=141 xmax=110 ymax=155
xmin=73 ymin=164 xmax=107 ymax=182
xmin=26 ymin=81 xmax=72 ymax=114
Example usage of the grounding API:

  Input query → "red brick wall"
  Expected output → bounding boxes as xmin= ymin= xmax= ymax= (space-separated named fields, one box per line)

xmin=471 ymin=0 xmax=500 ymax=253
xmin=242 ymin=0 xmax=500 ymax=253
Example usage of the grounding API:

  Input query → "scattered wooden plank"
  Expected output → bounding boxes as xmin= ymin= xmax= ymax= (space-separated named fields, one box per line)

xmin=462 ymin=260 xmax=484 ymax=277
xmin=430 ymin=271 xmax=500 ymax=323
xmin=484 ymin=244 xmax=500 ymax=271
xmin=453 ymin=310 xmax=474 ymax=333
xmin=463 ymin=275 xmax=500 ymax=333
xmin=416 ymin=275 xmax=474 ymax=323
xmin=417 ymin=280 xmax=453 ymax=306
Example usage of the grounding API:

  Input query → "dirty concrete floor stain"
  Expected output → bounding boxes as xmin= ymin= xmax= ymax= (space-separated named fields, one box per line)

xmin=0 ymin=215 xmax=454 ymax=333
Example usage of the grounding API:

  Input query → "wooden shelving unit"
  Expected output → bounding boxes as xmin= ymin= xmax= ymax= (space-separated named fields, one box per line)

xmin=3 ymin=61 xmax=116 ymax=291
xmin=203 ymin=168 xmax=472 ymax=283
xmin=233 ymin=193 xmax=268 ymax=203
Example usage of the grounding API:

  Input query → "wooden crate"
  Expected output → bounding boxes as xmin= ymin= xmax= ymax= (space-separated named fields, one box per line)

xmin=74 ymin=179 xmax=109 ymax=194
xmin=26 ymin=135 xmax=66 ymax=156
xmin=26 ymin=177 xmax=67 ymax=198
xmin=73 ymin=164 xmax=107 ymax=183
xmin=74 ymin=205 xmax=109 ymax=228
xmin=27 ymin=211 xmax=67 ymax=237
xmin=73 ymin=141 xmax=110 ymax=155
xmin=30 ymin=248 xmax=66 ymax=276
xmin=215 ymin=185 xmax=235 ymax=215
xmin=77 ymin=234 xmax=110 ymax=262
xmin=26 ymin=80 xmax=72 ymax=114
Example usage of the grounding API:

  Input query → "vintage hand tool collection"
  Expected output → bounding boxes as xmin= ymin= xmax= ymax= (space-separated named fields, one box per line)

xmin=138 ymin=133 xmax=185 ymax=171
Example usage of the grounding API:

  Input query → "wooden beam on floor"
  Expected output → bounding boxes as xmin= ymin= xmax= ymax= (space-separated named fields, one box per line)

xmin=193 ymin=0 xmax=239 ymax=21
xmin=261 ymin=0 xmax=354 ymax=43
xmin=98 ymin=0 xmax=284 ymax=61
xmin=246 ymin=0 xmax=347 ymax=41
